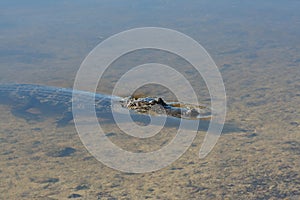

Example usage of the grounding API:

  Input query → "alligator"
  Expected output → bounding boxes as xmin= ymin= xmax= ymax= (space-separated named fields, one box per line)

xmin=0 ymin=83 xmax=211 ymax=127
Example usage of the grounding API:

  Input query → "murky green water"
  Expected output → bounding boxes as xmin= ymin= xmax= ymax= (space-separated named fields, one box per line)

xmin=0 ymin=0 xmax=299 ymax=199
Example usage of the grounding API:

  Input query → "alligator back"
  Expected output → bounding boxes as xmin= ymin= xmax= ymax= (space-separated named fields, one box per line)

xmin=0 ymin=83 xmax=119 ymax=126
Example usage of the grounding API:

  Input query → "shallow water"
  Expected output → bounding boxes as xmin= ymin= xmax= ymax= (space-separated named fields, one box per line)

xmin=0 ymin=0 xmax=299 ymax=199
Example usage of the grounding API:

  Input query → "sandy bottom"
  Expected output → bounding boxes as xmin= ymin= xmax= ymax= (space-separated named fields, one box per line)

xmin=1 ymin=1 xmax=299 ymax=199
xmin=0 ymin=99 xmax=299 ymax=200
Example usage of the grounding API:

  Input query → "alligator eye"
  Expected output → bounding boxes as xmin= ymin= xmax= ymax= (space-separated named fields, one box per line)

xmin=190 ymin=109 xmax=199 ymax=116
xmin=149 ymin=100 xmax=155 ymax=104
xmin=157 ymin=98 xmax=167 ymax=106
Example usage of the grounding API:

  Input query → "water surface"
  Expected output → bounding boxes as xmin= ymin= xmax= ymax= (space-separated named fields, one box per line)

xmin=0 ymin=0 xmax=299 ymax=199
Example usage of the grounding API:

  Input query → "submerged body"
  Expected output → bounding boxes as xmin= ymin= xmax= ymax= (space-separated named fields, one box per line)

xmin=0 ymin=84 xmax=118 ymax=126
xmin=0 ymin=84 xmax=211 ymax=126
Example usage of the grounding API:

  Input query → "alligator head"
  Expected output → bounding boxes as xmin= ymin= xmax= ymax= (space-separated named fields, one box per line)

xmin=123 ymin=96 xmax=211 ymax=120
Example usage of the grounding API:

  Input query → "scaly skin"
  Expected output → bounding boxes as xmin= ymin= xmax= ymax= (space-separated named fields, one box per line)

xmin=0 ymin=84 xmax=210 ymax=126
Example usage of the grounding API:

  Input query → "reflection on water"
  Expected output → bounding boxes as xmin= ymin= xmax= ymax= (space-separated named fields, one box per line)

xmin=0 ymin=0 xmax=299 ymax=199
